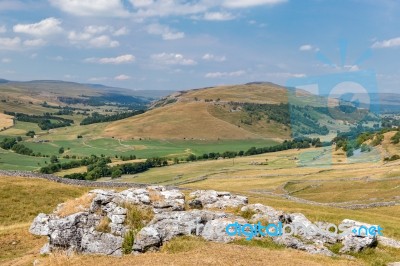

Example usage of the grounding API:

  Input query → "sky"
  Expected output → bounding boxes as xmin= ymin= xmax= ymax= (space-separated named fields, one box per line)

xmin=0 ymin=0 xmax=400 ymax=93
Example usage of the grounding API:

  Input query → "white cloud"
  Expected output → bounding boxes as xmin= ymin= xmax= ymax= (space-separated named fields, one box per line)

xmin=267 ymin=72 xmax=306 ymax=78
xmin=343 ymin=65 xmax=360 ymax=72
xmin=68 ymin=26 xmax=122 ymax=48
xmin=202 ymin=53 xmax=226 ymax=62
xmin=68 ymin=31 xmax=92 ymax=42
xmin=372 ymin=37 xmax=400 ymax=48
xmin=151 ymin=53 xmax=197 ymax=65
xmin=0 ymin=37 xmax=21 ymax=50
xmin=1 ymin=58 xmax=11 ymax=63
xmin=49 ymin=0 xmax=129 ymax=17
xmin=84 ymin=25 xmax=112 ymax=35
xmin=0 ymin=25 xmax=6 ymax=33
xmin=147 ymin=24 xmax=184 ymax=40
xmin=130 ymin=0 xmax=153 ymax=7
xmin=113 ymin=27 xmax=129 ymax=36
xmin=205 ymin=70 xmax=246 ymax=78
xmin=89 ymin=35 xmax=119 ymax=48
xmin=223 ymin=0 xmax=287 ymax=8
xmin=13 ymin=17 xmax=63 ymax=36
xmin=85 ymin=54 xmax=135 ymax=64
xmin=115 ymin=74 xmax=131 ymax=80
xmin=23 ymin=39 xmax=46 ymax=47
xmin=299 ymin=44 xmax=313 ymax=51
xmin=203 ymin=12 xmax=235 ymax=21
xmin=88 ymin=77 xmax=108 ymax=82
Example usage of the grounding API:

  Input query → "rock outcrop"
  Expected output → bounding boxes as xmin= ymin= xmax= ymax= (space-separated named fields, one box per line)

xmin=30 ymin=186 xmax=400 ymax=258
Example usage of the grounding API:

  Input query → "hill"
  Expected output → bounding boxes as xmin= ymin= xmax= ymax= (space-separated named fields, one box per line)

xmin=0 ymin=79 xmax=172 ymax=115
xmin=103 ymin=83 xmax=374 ymax=141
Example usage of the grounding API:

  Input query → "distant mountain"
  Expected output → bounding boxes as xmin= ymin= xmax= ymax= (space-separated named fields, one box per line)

xmin=0 ymin=79 xmax=175 ymax=101
xmin=337 ymin=93 xmax=400 ymax=113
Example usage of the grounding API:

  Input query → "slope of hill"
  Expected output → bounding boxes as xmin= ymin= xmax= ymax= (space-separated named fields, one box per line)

xmin=103 ymin=83 xmax=374 ymax=141
xmin=0 ymin=79 xmax=170 ymax=113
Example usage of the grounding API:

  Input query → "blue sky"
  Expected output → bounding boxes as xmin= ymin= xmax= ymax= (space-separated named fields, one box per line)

xmin=0 ymin=0 xmax=399 ymax=92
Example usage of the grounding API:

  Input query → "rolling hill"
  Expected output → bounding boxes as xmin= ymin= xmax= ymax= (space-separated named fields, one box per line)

xmin=103 ymin=82 xmax=374 ymax=141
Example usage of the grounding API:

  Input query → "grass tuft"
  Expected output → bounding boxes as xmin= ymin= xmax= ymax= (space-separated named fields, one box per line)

xmin=95 ymin=217 xmax=111 ymax=233
xmin=55 ymin=194 xmax=94 ymax=217
xmin=122 ymin=203 xmax=154 ymax=230
xmin=161 ymin=236 xmax=207 ymax=254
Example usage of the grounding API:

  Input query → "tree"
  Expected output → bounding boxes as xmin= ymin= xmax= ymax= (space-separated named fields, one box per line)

xmin=50 ymin=155 xmax=59 ymax=164
xmin=16 ymin=136 xmax=22 ymax=142
xmin=111 ymin=169 xmax=122 ymax=179
xmin=59 ymin=147 xmax=65 ymax=154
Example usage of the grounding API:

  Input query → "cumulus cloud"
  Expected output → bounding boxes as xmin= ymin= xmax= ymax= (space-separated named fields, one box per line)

xmin=299 ymin=44 xmax=319 ymax=52
xmin=49 ymin=0 xmax=129 ymax=17
xmin=203 ymin=12 xmax=235 ymax=21
xmin=372 ymin=37 xmax=400 ymax=48
xmin=0 ymin=25 xmax=6 ymax=33
xmin=151 ymin=53 xmax=197 ymax=65
xmin=223 ymin=0 xmax=287 ymax=8
xmin=1 ymin=58 xmax=11 ymax=63
xmin=13 ymin=17 xmax=63 ymax=36
xmin=147 ymin=24 xmax=184 ymax=40
xmin=85 ymin=54 xmax=135 ymax=64
xmin=68 ymin=25 xmax=123 ymax=48
xmin=113 ymin=27 xmax=129 ymax=36
xmin=115 ymin=74 xmax=131 ymax=80
xmin=205 ymin=70 xmax=246 ymax=78
xmin=23 ymin=39 xmax=46 ymax=47
xmin=202 ymin=53 xmax=226 ymax=62
xmin=89 ymin=77 xmax=108 ymax=82
xmin=88 ymin=35 xmax=119 ymax=48
xmin=0 ymin=37 xmax=21 ymax=50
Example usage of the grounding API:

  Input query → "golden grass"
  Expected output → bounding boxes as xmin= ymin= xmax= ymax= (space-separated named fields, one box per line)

xmin=35 ymin=241 xmax=361 ymax=266
xmin=95 ymin=217 xmax=111 ymax=233
xmin=0 ymin=113 xmax=13 ymax=129
xmin=104 ymin=101 xmax=265 ymax=140
xmin=0 ymin=176 xmax=91 ymax=226
xmin=55 ymin=194 xmax=95 ymax=217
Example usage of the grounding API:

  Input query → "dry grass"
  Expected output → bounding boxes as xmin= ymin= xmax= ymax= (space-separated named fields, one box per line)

xmin=95 ymin=217 xmax=111 ymax=233
xmin=148 ymin=189 xmax=164 ymax=202
xmin=104 ymin=101 xmax=265 ymax=140
xmin=34 ymin=241 xmax=362 ymax=266
xmin=55 ymin=194 xmax=94 ymax=217
xmin=0 ymin=176 xmax=91 ymax=226
xmin=0 ymin=113 xmax=13 ymax=129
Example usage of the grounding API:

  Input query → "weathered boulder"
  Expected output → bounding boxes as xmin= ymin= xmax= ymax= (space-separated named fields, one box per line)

xmin=133 ymin=210 xmax=232 ymax=252
xmin=188 ymin=190 xmax=248 ymax=209
xmin=340 ymin=234 xmax=377 ymax=253
xmin=81 ymin=230 xmax=123 ymax=256
xmin=29 ymin=213 xmax=51 ymax=236
xmin=241 ymin=203 xmax=289 ymax=224
xmin=202 ymin=217 xmax=247 ymax=243
xmin=30 ymin=186 xmax=397 ymax=258
xmin=273 ymin=236 xmax=334 ymax=257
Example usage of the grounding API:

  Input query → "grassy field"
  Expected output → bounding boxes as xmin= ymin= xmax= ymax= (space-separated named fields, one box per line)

xmin=0 ymin=174 xmax=395 ymax=266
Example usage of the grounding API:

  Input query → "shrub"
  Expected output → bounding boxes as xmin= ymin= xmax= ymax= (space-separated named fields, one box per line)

xmin=122 ymin=230 xmax=135 ymax=254
xmin=123 ymin=203 xmax=154 ymax=230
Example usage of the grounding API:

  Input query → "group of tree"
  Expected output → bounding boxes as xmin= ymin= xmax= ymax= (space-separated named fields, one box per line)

xmin=80 ymin=110 xmax=145 ymax=125
xmin=183 ymin=137 xmax=328 ymax=162
xmin=41 ymin=154 xmax=168 ymax=181
xmin=4 ymin=111 xmax=73 ymax=130
xmin=0 ymin=137 xmax=35 ymax=156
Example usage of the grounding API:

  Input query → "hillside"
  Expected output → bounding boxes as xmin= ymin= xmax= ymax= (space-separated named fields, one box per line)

xmin=103 ymin=83 xmax=372 ymax=141
xmin=0 ymin=79 xmax=171 ymax=114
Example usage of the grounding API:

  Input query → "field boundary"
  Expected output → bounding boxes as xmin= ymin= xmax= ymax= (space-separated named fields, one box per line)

xmin=0 ymin=170 xmax=181 ymax=190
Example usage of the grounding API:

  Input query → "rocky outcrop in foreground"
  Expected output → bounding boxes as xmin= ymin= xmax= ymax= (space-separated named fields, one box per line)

xmin=30 ymin=186 xmax=400 ymax=257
